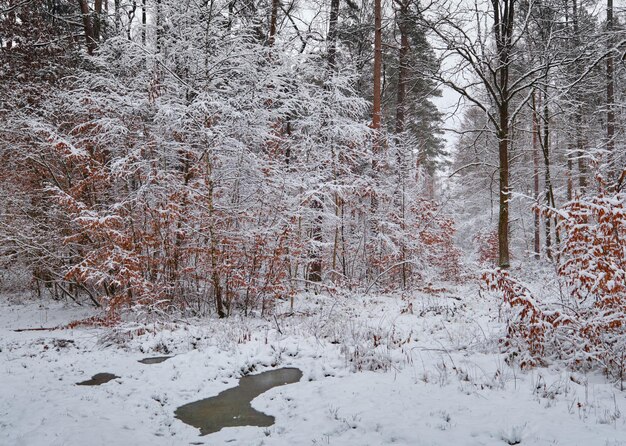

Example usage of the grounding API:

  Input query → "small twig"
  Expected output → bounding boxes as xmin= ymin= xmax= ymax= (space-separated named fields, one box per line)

xmin=273 ymin=314 xmax=283 ymax=335
xmin=365 ymin=260 xmax=416 ymax=294
xmin=13 ymin=327 xmax=58 ymax=332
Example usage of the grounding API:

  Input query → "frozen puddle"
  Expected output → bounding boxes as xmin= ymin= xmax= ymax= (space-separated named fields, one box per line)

xmin=175 ymin=367 xmax=302 ymax=435
xmin=138 ymin=356 xmax=173 ymax=364
xmin=76 ymin=373 xmax=119 ymax=386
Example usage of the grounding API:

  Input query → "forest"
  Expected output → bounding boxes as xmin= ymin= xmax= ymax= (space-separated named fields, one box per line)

xmin=0 ymin=0 xmax=625 ymax=444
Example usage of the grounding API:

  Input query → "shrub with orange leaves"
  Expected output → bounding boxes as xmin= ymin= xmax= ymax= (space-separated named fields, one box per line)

xmin=474 ymin=229 xmax=499 ymax=266
xmin=486 ymin=186 xmax=626 ymax=379
xmin=482 ymin=269 xmax=570 ymax=368
xmin=207 ymin=223 xmax=297 ymax=317
xmin=366 ymin=196 xmax=462 ymax=291
xmin=552 ymin=191 xmax=626 ymax=308
xmin=549 ymin=189 xmax=626 ymax=377
xmin=417 ymin=205 xmax=462 ymax=282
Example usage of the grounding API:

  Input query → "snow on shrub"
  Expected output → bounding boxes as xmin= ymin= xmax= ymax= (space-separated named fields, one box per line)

xmin=482 ymin=269 xmax=570 ymax=368
xmin=474 ymin=229 xmax=499 ymax=267
xmin=485 ymin=186 xmax=626 ymax=380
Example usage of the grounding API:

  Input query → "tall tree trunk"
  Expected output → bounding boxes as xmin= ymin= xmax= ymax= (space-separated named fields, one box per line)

xmin=156 ymin=0 xmax=163 ymax=53
xmin=369 ymin=0 xmax=383 ymax=277
xmin=606 ymin=0 xmax=616 ymax=178
xmin=268 ymin=0 xmax=279 ymax=46
xmin=206 ymin=155 xmax=225 ymax=318
xmin=93 ymin=0 xmax=103 ymax=42
xmin=395 ymin=1 xmax=409 ymax=136
xmin=547 ymin=100 xmax=560 ymax=257
xmin=114 ymin=0 xmax=121 ymax=33
xmin=532 ymin=91 xmax=540 ymax=259
xmin=77 ymin=0 xmax=97 ymax=55
xmin=328 ymin=0 xmax=340 ymax=71
xmin=328 ymin=0 xmax=341 ymax=282
xmin=539 ymin=92 xmax=552 ymax=260
xmin=308 ymin=200 xmax=323 ymax=283
xmin=372 ymin=0 xmax=382 ymax=141
xmin=565 ymin=0 xmax=573 ymax=202
xmin=497 ymin=105 xmax=510 ymax=268
xmin=571 ymin=0 xmax=587 ymax=193
xmin=576 ymin=112 xmax=587 ymax=192
xmin=142 ymin=0 xmax=147 ymax=45
xmin=306 ymin=0 xmax=343 ymax=283
xmin=567 ymin=149 xmax=573 ymax=200
xmin=492 ymin=0 xmax=514 ymax=268
xmin=538 ymin=87 xmax=560 ymax=259
xmin=395 ymin=0 xmax=410 ymax=285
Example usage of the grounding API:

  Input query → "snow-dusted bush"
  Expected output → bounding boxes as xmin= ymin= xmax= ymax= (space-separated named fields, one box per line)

xmin=485 ymin=181 xmax=626 ymax=381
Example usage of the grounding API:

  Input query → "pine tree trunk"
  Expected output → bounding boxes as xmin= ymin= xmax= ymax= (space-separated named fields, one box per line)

xmin=93 ymin=0 xmax=103 ymax=42
xmin=77 ymin=0 xmax=97 ymax=55
xmin=370 ymin=0 xmax=383 ymax=216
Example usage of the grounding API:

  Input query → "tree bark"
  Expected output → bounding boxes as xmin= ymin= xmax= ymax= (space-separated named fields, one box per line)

xmin=539 ymin=92 xmax=552 ymax=260
xmin=328 ymin=0 xmax=340 ymax=72
xmin=571 ymin=0 xmax=587 ymax=193
xmin=268 ymin=0 xmax=279 ymax=46
xmin=532 ymin=91 xmax=540 ymax=259
xmin=206 ymin=155 xmax=225 ymax=318
xmin=567 ymin=149 xmax=573 ymax=200
xmin=576 ymin=112 xmax=587 ymax=192
xmin=142 ymin=0 xmax=147 ymax=45
xmin=77 ymin=0 xmax=97 ymax=55
xmin=606 ymin=0 xmax=616 ymax=178
xmin=327 ymin=0 xmax=341 ymax=282
xmin=372 ymin=0 xmax=382 ymax=140
xmin=114 ymin=0 xmax=121 ymax=33
xmin=308 ymin=200 xmax=323 ymax=283
xmin=369 ymin=0 xmax=383 ymax=250
xmin=497 ymin=106 xmax=510 ymax=268
xmin=394 ymin=0 xmax=410 ymax=285
xmin=394 ymin=0 xmax=409 ymax=136
xmin=156 ymin=0 xmax=163 ymax=53
xmin=492 ymin=0 xmax=514 ymax=268
xmin=93 ymin=0 xmax=103 ymax=42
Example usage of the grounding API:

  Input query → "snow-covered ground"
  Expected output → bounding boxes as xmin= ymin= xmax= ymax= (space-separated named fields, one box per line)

xmin=1 ymin=286 xmax=625 ymax=445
